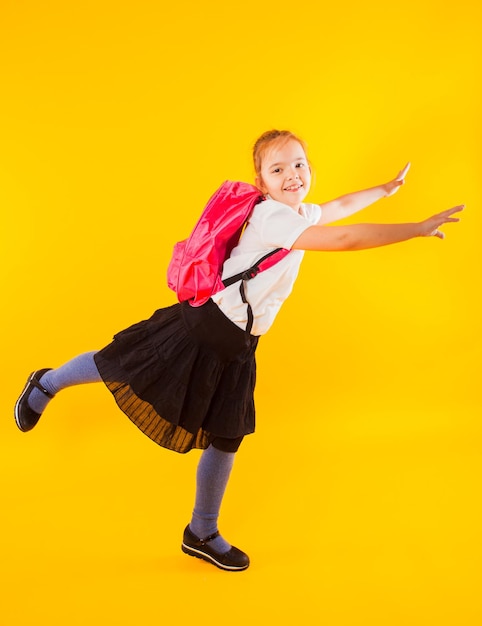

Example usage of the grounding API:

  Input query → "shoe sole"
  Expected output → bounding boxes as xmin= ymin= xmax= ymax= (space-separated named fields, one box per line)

xmin=181 ymin=542 xmax=249 ymax=571
xmin=14 ymin=371 xmax=36 ymax=432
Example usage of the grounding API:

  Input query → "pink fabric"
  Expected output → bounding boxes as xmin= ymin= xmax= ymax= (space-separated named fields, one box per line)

xmin=168 ymin=181 xmax=277 ymax=306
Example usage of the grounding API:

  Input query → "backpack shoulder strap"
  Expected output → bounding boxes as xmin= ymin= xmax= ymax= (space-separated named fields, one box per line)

xmin=222 ymin=247 xmax=291 ymax=334
xmin=222 ymin=248 xmax=289 ymax=288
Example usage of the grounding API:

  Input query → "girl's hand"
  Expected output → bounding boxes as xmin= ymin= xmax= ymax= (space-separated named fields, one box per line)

xmin=384 ymin=162 xmax=411 ymax=197
xmin=418 ymin=205 xmax=464 ymax=239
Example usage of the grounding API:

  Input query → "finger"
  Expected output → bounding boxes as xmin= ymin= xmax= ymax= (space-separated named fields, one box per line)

xmin=433 ymin=229 xmax=445 ymax=239
xmin=449 ymin=204 xmax=465 ymax=214
xmin=437 ymin=205 xmax=465 ymax=218
xmin=397 ymin=162 xmax=411 ymax=180
xmin=442 ymin=206 xmax=464 ymax=219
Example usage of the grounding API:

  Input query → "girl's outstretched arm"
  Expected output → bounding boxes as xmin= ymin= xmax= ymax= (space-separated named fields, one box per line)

xmin=318 ymin=163 xmax=411 ymax=225
xmin=293 ymin=205 xmax=464 ymax=252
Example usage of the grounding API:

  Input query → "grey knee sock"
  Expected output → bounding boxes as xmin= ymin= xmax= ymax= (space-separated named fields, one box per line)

xmin=189 ymin=445 xmax=236 ymax=554
xmin=28 ymin=351 xmax=101 ymax=414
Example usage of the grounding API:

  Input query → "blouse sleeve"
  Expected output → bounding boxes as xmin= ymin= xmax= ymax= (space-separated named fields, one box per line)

xmin=249 ymin=200 xmax=322 ymax=249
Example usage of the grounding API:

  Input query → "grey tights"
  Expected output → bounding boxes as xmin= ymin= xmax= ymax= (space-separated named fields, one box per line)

xmin=27 ymin=351 xmax=101 ymax=414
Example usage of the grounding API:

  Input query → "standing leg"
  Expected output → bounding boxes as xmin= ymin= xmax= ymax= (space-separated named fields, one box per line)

xmin=181 ymin=444 xmax=250 ymax=571
xmin=190 ymin=444 xmax=235 ymax=552
xmin=14 ymin=351 xmax=102 ymax=432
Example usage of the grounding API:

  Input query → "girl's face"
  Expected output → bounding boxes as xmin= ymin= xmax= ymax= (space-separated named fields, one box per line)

xmin=256 ymin=138 xmax=311 ymax=211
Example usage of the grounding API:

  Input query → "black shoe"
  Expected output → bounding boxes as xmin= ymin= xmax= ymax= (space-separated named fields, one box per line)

xmin=14 ymin=369 xmax=54 ymax=432
xmin=181 ymin=525 xmax=250 ymax=571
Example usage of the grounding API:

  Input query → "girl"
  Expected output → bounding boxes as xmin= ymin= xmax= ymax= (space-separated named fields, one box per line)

xmin=14 ymin=129 xmax=463 ymax=572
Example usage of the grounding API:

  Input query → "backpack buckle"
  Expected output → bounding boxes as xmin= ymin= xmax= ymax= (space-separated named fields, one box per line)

xmin=241 ymin=266 xmax=260 ymax=281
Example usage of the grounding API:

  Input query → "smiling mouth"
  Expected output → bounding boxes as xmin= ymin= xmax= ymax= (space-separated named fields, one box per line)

xmin=284 ymin=183 xmax=303 ymax=191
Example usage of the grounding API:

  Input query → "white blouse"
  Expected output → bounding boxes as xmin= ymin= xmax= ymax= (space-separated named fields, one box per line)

xmin=211 ymin=198 xmax=321 ymax=335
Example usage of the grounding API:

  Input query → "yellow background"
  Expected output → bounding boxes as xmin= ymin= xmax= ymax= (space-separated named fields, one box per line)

xmin=1 ymin=0 xmax=481 ymax=624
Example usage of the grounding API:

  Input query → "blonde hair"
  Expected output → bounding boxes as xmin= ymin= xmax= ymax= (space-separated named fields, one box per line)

xmin=252 ymin=129 xmax=309 ymax=180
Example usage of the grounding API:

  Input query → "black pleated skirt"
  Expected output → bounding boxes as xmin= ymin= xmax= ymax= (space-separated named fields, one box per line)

xmin=94 ymin=299 xmax=259 ymax=454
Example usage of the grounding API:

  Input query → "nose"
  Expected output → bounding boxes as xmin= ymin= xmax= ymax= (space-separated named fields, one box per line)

xmin=286 ymin=166 xmax=300 ymax=180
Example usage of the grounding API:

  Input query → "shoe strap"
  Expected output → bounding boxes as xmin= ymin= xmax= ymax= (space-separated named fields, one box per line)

xmin=30 ymin=377 xmax=54 ymax=399
xmin=199 ymin=531 xmax=220 ymax=545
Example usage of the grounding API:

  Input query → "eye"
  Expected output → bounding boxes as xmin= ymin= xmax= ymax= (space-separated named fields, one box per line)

xmin=272 ymin=167 xmax=282 ymax=174
xmin=295 ymin=162 xmax=305 ymax=168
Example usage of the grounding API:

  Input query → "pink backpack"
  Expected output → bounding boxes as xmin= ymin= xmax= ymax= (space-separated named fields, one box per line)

xmin=167 ymin=181 xmax=290 ymax=326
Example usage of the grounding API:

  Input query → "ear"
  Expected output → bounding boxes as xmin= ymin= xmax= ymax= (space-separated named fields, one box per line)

xmin=255 ymin=176 xmax=267 ymax=193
